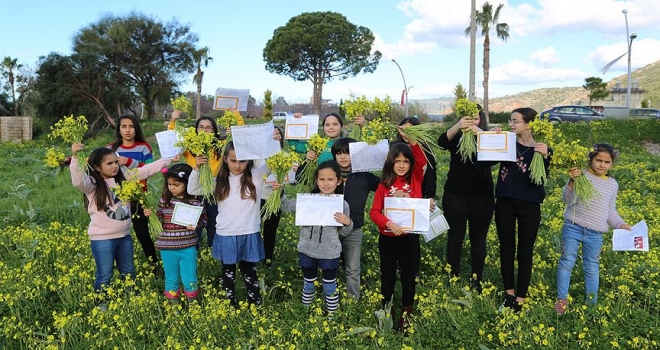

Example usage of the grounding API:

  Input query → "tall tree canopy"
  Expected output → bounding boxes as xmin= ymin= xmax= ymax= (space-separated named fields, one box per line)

xmin=465 ymin=2 xmax=509 ymax=121
xmin=73 ymin=12 xmax=198 ymax=119
xmin=263 ymin=12 xmax=381 ymax=116
xmin=583 ymin=77 xmax=609 ymax=107
xmin=2 ymin=57 xmax=23 ymax=115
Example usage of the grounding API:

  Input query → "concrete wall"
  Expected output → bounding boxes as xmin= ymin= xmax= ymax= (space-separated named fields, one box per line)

xmin=0 ymin=117 xmax=33 ymax=142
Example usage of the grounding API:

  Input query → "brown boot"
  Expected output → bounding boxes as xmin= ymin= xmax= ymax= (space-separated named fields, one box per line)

xmin=397 ymin=306 xmax=413 ymax=333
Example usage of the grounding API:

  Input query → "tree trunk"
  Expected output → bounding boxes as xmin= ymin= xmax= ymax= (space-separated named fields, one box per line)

xmin=10 ymin=78 xmax=18 ymax=116
xmin=196 ymin=76 xmax=202 ymax=120
xmin=313 ymin=70 xmax=324 ymax=116
xmin=482 ymin=33 xmax=490 ymax=124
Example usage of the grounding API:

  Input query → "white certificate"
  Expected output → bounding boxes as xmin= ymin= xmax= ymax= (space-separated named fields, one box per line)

xmin=155 ymin=130 xmax=183 ymax=159
xmin=171 ymin=202 xmax=204 ymax=227
xmin=613 ymin=220 xmax=649 ymax=252
xmin=285 ymin=114 xmax=319 ymax=139
xmin=213 ymin=87 xmax=250 ymax=112
xmin=422 ymin=206 xmax=450 ymax=243
xmin=294 ymin=193 xmax=344 ymax=227
xmin=231 ymin=121 xmax=281 ymax=160
xmin=349 ymin=140 xmax=389 ymax=172
xmin=384 ymin=197 xmax=430 ymax=233
xmin=477 ymin=131 xmax=516 ymax=162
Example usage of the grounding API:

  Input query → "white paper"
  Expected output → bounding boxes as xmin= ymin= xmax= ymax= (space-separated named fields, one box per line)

xmin=613 ymin=220 xmax=649 ymax=251
xmin=155 ymin=130 xmax=183 ymax=159
xmin=349 ymin=140 xmax=389 ymax=172
xmin=171 ymin=202 xmax=204 ymax=227
xmin=294 ymin=193 xmax=344 ymax=227
xmin=384 ymin=197 xmax=430 ymax=233
xmin=477 ymin=131 xmax=516 ymax=162
xmin=284 ymin=114 xmax=319 ymax=139
xmin=422 ymin=206 xmax=450 ymax=242
xmin=213 ymin=87 xmax=250 ymax=111
xmin=231 ymin=121 xmax=281 ymax=160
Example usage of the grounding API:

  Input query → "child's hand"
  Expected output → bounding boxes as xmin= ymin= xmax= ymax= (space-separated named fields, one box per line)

xmin=143 ymin=208 xmax=152 ymax=217
xmin=396 ymin=126 xmax=414 ymax=145
xmin=386 ymin=221 xmax=406 ymax=236
xmin=490 ymin=127 xmax=502 ymax=133
xmin=306 ymin=151 xmax=318 ymax=162
xmin=71 ymin=143 xmax=84 ymax=157
xmin=429 ymin=199 xmax=435 ymax=211
xmin=195 ymin=156 xmax=209 ymax=168
xmin=271 ymin=182 xmax=283 ymax=190
xmin=534 ymin=142 xmax=549 ymax=158
xmin=118 ymin=156 xmax=129 ymax=166
xmin=354 ymin=114 xmax=366 ymax=127
xmin=334 ymin=212 xmax=351 ymax=226
xmin=186 ymin=224 xmax=194 ymax=230
xmin=619 ymin=224 xmax=632 ymax=231
xmin=293 ymin=112 xmax=303 ymax=118
xmin=171 ymin=110 xmax=181 ymax=121
xmin=568 ymin=167 xmax=582 ymax=180
xmin=456 ymin=117 xmax=475 ymax=130
xmin=171 ymin=154 xmax=180 ymax=162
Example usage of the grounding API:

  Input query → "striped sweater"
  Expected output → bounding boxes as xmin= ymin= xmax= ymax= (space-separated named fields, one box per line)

xmin=111 ymin=142 xmax=154 ymax=191
xmin=155 ymin=197 xmax=207 ymax=250
xmin=562 ymin=170 xmax=626 ymax=233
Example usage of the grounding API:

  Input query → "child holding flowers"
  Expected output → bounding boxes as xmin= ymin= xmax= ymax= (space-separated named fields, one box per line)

xmin=276 ymin=160 xmax=353 ymax=316
xmin=188 ymin=135 xmax=280 ymax=307
xmin=109 ymin=114 xmax=158 ymax=267
xmin=555 ymin=143 xmax=631 ymax=315
xmin=292 ymin=113 xmax=344 ymax=190
xmin=69 ymin=143 xmax=174 ymax=307
xmin=146 ymin=164 xmax=207 ymax=305
xmin=169 ymin=111 xmax=222 ymax=248
xmin=369 ymin=127 xmax=426 ymax=332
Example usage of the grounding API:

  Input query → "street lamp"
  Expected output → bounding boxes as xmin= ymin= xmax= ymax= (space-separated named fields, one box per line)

xmin=626 ymin=32 xmax=637 ymax=107
xmin=391 ymin=59 xmax=409 ymax=118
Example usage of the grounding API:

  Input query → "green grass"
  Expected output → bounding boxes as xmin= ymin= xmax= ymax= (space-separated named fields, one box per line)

xmin=1 ymin=118 xmax=659 ymax=349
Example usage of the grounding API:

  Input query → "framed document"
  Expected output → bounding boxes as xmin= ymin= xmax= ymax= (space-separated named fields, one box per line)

xmin=384 ymin=197 xmax=430 ymax=233
xmin=422 ymin=206 xmax=450 ymax=242
xmin=285 ymin=114 xmax=319 ymax=139
xmin=171 ymin=202 xmax=204 ymax=227
xmin=294 ymin=193 xmax=344 ymax=227
xmin=213 ymin=88 xmax=250 ymax=111
xmin=477 ymin=131 xmax=516 ymax=162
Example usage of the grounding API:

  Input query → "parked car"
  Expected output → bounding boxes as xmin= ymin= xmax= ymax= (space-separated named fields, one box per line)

xmin=272 ymin=111 xmax=292 ymax=121
xmin=630 ymin=108 xmax=660 ymax=119
xmin=539 ymin=105 xmax=605 ymax=123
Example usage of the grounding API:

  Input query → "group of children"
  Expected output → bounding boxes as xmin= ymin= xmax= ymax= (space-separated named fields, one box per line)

xmin=70 ymin=108 xmax=631 ymax=326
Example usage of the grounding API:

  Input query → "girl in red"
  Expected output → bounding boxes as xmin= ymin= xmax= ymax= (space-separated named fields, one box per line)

xmin=369 ymin=129 xmax=426 ymax=333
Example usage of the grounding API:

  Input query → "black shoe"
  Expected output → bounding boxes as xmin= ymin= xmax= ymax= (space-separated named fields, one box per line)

xmin=511 ymin=300 xmax=523 ymax=314
xmin=498 ymin=294 xmax=516 ymax=312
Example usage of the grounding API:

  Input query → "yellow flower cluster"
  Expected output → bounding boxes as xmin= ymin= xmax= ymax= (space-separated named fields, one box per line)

xmin=454 ymin=98 xmax=479 ymax=119
xmin=528 ymin=118 xmax=556 ymax=145
xmin=43 ymin=147 xmax=66 ymax=169
xmin=170 ymin=95 xmax=193 ymax=117
xmin=307 ymin=133 xmax=329 ymax=155
xmin=266 ymin=151 xmax=300 ymax=179
xmin=362 ymin=118 xmax=397 ymax=145
xmin=217 ymin=110 xmax=245 ymax=129
xmin=343 ymin=94 xmax=392 ymax=121
xmin=48 ymin=115 xmax=88 ymax=144
xmin=175 ymin=127 xmax=219 ymax=156
xmin=552 ymin=140 xmax=589 ymax=170
xmin=112 ymin=170 xmax=144 ymax=205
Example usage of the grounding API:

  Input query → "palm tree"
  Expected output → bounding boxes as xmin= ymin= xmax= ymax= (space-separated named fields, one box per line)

xmin=192 ymin=47 xmax=213 ymax=119
xmin=465 ymin=2 xmax=509 ymax=121
xmin=1 ymin=56 xmax=23 ymax=115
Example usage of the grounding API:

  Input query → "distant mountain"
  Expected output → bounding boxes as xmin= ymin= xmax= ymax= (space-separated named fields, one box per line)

xmin=413 ymin=60 xmax=660 ymax=114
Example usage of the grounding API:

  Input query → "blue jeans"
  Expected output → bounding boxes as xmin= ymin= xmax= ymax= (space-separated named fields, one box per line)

xmin=161 ymin=247 xmax=198 ymax=294
xmin=90 ymin=235 xmax=135 ymax=292
xmin=339 ymin=227 xmax=363 ymax=299
xmin=556 ymin=221 xmax=603 ymax=304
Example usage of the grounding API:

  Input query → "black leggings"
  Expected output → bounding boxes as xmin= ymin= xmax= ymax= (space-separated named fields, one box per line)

xmin=494 ymin=198 xmax=541 ymax=298
xmin=131 ymin=202 xmax=158 ymax=263
xmin=379 ymin=234 xmax=420 ymax=307
xmin=260 ymin=199 xmax=282 ymax=261
xmin=221 ymin=262 xmax=260 ymax=306
xmin=443 ymin=191 xmax=494 ymax=281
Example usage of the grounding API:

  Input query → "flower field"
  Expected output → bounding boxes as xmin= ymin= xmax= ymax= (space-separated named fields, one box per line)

xmin=1 ymin=119 xmax=659 ymax=349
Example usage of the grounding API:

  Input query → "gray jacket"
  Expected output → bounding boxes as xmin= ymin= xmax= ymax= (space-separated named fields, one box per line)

xmin=281 ymin=195 xmax=353 ymax=259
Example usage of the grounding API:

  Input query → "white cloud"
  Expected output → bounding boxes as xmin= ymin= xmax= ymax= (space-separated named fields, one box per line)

xmin=490 ymin=59 xmax=586 ymax=85
xmin=372 ymin=34 xmax=436 ymax=60
xmin=530 ymin=47 xmax=559 ymax=66
xmin=584 ymin=38 xmax=660 ymax=73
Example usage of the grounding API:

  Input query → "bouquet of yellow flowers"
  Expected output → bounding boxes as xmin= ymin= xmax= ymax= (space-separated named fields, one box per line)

xmin=397 ymin=122 xmax=442 ymax=159
xmin=175 ymin=127 xmax=220 ymax=202
xmin=261 ymin=151 xmax=301 ymax=219
xmin=453 ymin=99 xmax=480 ymax=162
xmin=552 ymin=140 xmax=597 ymax=206
xmin=362 ymin=118 xmax=397 ymax=145
xmin=217 ymin=110 xmax=244 ymax=155
xmin=527 ymin=118 xmax=555 ymax=185
xmin=344 ymin=95 xmax=370 ymax=141
xmin=298 ymin=133 xmax=329 ymax=191
xmin=43 ymin=147 xmax=66 ymax=169
xmin=171 ymin=95 xmax=193 ymax=118
xmin=114 ymin=170 xmax=164 ymax=238
xmin=48 ymin=114 xmax=89 ymax=173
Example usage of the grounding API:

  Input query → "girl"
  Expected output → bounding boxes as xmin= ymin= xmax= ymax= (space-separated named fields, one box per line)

xmin=169 ymin=111 xmax=222 ymax=248
xmin=491 ymin=107 xmax=551 ymax=313
xmin=188 ymin=137 xmax=279 ymax=307
xmin=70 ymin=143 xmax=173 ymax=305
xmin=369 ymin=129 xmax=426 ymax=332
xmin=437 ymin=107 xmax=494 ymax=292
xmin=395 ymin=117 xmax=437 ymax=203
xmin=291 ymin=112 xmax=344 ymax=163
xmin=259 ymin=125 xmax=286 ymax=266
xmin=278 ymin=160 xmax=353 ymax=315
xmin=555 ymin=143 xmax=631 ymax=314
xmin=110 ymin=114 xmax=158 ymax=265
xmin=150 ymin=164 xmax=207 ymax=305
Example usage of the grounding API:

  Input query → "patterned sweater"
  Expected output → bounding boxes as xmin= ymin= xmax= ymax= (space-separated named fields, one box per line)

xmin=155 ymin=197 xmax=207 ymax=250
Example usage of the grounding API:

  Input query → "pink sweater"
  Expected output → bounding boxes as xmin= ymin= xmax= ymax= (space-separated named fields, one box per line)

xmin=71 ymin=157 xmax=171 ymax=240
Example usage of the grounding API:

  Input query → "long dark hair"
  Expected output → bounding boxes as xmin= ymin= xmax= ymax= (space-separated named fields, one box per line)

xmin=196 ymin=116 xmax=222 ymax=158
xmin=214 ymin=141 xmax=256 ymax=202
xmin=111 ymin=114 xmax=147 ymax=151
xmin=87 ymin=147 xmax=126 ymax=211
xmin=322 ymin=112 xmax=344 ymax=138
xmin=381 ymin=143 xmax=415 ymax=187
xmin=311 ymin=160 xmax=343 ymax=194
xmin=161 ymin=163 xmax=195 ymax=207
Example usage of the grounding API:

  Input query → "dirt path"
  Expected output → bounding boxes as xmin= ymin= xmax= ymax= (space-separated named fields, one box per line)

xmin=643 ymin=141 xmax=660 ymax=156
